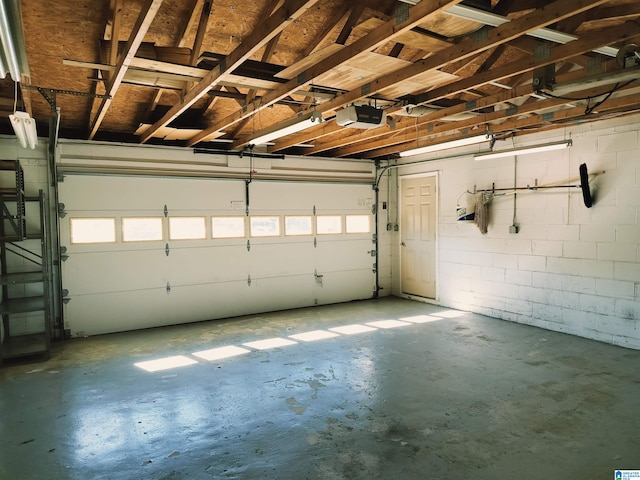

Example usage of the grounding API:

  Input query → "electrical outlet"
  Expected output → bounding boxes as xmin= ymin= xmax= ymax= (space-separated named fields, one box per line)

xmin=509 ymin=224 xmax=519 ymax=234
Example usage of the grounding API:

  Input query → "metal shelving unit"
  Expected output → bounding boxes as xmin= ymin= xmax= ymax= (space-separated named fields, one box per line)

xmin=0 ymin=160 xmax=51 ymax=365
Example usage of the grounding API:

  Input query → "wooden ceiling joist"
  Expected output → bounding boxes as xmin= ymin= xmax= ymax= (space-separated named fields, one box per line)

xmin=267 ymin=0 xmax=611 ymax=152
xmin=89 ymin=0 xmax=165 ymax=140
xmin=139 ymin=0 xmax=322 ymax=144
xmin=201 ymin=0 xmax=468 ymax=149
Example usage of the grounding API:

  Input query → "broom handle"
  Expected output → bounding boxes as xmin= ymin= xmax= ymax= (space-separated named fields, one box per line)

xmin=487 ymin=169 xmax=605 ymax=195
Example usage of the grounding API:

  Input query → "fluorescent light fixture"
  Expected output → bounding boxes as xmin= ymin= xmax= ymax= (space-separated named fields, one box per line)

xmin=249 ymin=111 xmax=323 ymax=145
xmin=445 ymin=4 xmax=617 ymax=57
xmin=543 ymin=65 xmax=640 ymax=97
xmin=399 ymin=133 xmax=492 ymax=157
xmin=9 ymin=111 xmax=37 ymax=149
xmin=0 ymin=0 xmax=29 ymax=80
xmin=474 ymin=139 xmax=572 ymax=161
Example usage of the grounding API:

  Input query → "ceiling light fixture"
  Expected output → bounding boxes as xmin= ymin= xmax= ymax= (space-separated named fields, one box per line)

xmin=474 ymin=139 xmax=572 ymax=161
xmin=0 ymin=0 xmax=29 ymax=81
xmin=9 ymin=111 xmax=37 ymax=149
xmin=445 ymin=4 xmax=618 ymax=57
xmin=248 ymin=111 xmax=323 ymax=145
xmin=400 ymin=133 xmax=492 ymax=158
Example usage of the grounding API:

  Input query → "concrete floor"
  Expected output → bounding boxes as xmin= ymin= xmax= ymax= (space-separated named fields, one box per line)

xmin=0 ymin=297 xmax=639 ymax=479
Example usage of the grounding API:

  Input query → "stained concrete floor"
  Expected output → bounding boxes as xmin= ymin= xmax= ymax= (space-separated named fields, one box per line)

xmin=0 ymin=297 xmax=639 ymax=479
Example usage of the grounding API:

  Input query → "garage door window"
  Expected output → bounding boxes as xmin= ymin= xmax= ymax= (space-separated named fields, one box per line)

xmin=316 ymin=215 xmax=342 ymax=235
xmin=169 ymin=217 xmax=206 ymax=240
xmin=212 ymin=216 xmax=245 ymax=238
xmin=70 ymin=218 xmax=116 ymax=244
xmin=122 ymin=217 xmax=163 ymax=242
xmin=285 ymin=216 xmax=312 ymax=236
xmin=250 ymin=216 xmax=280 ymax=237
xmin=345 ymin=214 xmax=370 ymax=233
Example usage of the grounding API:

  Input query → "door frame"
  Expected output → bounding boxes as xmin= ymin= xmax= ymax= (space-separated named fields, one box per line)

xmin=398 ymin=171 xmax=439 ymax=304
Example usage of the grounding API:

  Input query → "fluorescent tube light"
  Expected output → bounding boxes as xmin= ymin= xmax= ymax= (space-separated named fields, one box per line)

xmin=445 ymin=4 xmax=617 ymax=57
xmin=0 ymin=0 xmax=29 ymax=80
xmin=474 ymin=139 xmax=572 ymax=161
xmin=249 ymin=111 xmax=323 ymax=145
xmin=9 ymin=111 xmax=37 ymax=149
xmin=399 ymin=133 xmax=492 ymax=157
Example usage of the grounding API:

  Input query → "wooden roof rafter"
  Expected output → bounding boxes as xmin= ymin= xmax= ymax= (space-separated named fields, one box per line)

xmin=139 ymin=0 xmax=322 ymax=144
xmin=210 ymin=0 xmax=469 ymax=150
xmin=89 ymin=0 xmax=165 ymax=140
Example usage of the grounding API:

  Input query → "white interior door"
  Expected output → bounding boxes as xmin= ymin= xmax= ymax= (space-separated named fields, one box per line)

xmin=400 ymin=175 xmax=437 ymax=299
xmin=58 ymin=175 xmax=375 ymax=336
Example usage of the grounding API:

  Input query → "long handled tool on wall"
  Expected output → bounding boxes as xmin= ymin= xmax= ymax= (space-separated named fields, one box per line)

xmin=476 ymin=163 xmax=604 ymax=208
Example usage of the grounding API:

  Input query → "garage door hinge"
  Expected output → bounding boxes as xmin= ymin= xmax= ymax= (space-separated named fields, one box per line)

xmin=247 ymin=275 xmax=252 ymax=287
xmin=58 ymin=203 xmax=66 ymax=218
xmin=246 ymin=239 xmax=251 ymax=251
xmin=164 ymin=205 xmax=168 ymax=217
xmin=313 ymin=237 xmax=317 ymax=248
xmin=369 ymin=250 xmax=376 ymax=257
xmin=165 ymin=243 xmax=170 ymax=256
xmin=372 ymin=263 xmax=377 ymax=273
xmin=313 ymin=205 xmax=316 ymax=215
xmin=60 ymin=245 xmax=69 ymax=262
xmin=166 ymin=282 xmax=171 ymax=294
xmin=371 ymin=204 xmax=377 ymax=214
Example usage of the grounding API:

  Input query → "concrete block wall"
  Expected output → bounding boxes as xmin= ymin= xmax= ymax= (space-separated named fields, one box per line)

xmin=391 ymin=113 xmax=640 ymax=350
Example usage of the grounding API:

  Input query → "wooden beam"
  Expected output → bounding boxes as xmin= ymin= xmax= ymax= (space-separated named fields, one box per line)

xmin=178 ymin=0 xmax=204 ymax=48
xmin=421 ymin=20 xmax=640 ymax=106
xmin=139 ymin=0 xmax=321 ymax=144
xmin=189 ymin=0 xmax=467 ymax=147
xmin=89 ymin=0 xmax=165 ymax=139
xmin=335 ymin=5 xmax=365 ymax=45
xmin=108 ymin=0 xmax=123 ymax=74
xmin=364 ymin=88 xmax=640 ymax=158
xmin=251 ymin=0 xmax=613 ymax=152
xmin=304 ymin=0 xmax=612 ymax=128
xmin=189 ymin=0 xmax=212 ymax=66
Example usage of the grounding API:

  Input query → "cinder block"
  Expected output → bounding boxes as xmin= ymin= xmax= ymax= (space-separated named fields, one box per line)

xmin=546 ymin=257 xmax=578 ymax=275
xmin=595 ymin=279 xmax=635 ymax=298
xmin=616 ymin=186 xmax=640 ymax=206
xmin=562 ymin=308 xmax=598 ymax=330
xmin=491 ymin=253 xmax=518 ymax=269
xmin=614 ymin=262 xmax=640 ymax=282
xmin=562 ymin=275 xmax=596 ymax=294
xmin=562 ymin=241 xmax=596 ymax=259
xmin=532 ymin=302 xmax=563 ymax=323
xmin=503 ymin=238 xmax=533 ymax=255
xmin=590 ymin=205 xmax=636 ymax=225
xmin=597 ymin=243 xmax=637 ymax=262
xmin=578 ymin=293 xmax=616 ymax=315
xmin=615 ymin=298 xmax=640 ymax=320
xmin=596 ymin=314 xmax=639 ymax=339
xmin=597 ymin=130 xmax=638 ymax=153
xmin=616 ymin=226 xmax=640 ymax=243
xmin=482 ymin=266 xmax=505 ymax=282
xmin=532 ymin=271 xmax=563 ymax=289
xmin=546 ymin=225 xmax=580 ymax=241
xmin=506 ymin=269 xmax=532 ymax=286
xmin=531 ymin=241 xmax=563 ymax=257
xmin=517 ymin=254 xmax=547 ymax=271
xmin=580 ymin=224 xmax=615 ymax=243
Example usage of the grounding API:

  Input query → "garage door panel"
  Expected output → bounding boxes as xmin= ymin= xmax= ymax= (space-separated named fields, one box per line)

xmin=64 ymin=289 xmax=171 ymax=336
xmin=248 ymin=243 xmax=316 ymax=277
xmin=60 ymin=175 xmax=375 ymax=336
xmin=166 ymin=246 xmax=250 ymax=284
xmin=64 ymin=250 xmax=168 ymax=295
xmin=315 ymin=270 xmax=374 ymax=304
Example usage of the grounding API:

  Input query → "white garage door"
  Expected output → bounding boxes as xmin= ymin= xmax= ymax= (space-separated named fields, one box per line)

xmin=58 ymin=175 xmax=375 ymax=336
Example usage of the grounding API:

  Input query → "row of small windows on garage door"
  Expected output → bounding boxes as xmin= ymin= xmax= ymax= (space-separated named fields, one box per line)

xmin=70 ymin=214 xmax=372 ymax=244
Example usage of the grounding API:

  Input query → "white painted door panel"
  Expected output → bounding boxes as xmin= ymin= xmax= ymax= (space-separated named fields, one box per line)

xmin=59 ymin=175 xmax=374 ymax=336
